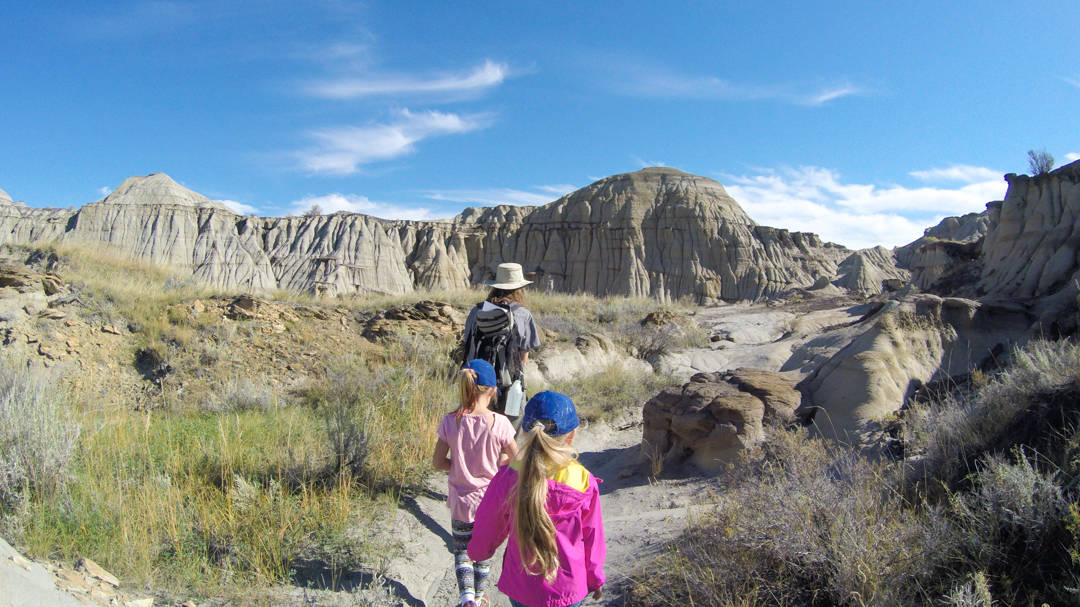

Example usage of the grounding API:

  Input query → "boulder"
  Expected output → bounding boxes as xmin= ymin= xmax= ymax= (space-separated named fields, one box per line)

xmin=642 ymin=368 xmax=800 ymax=472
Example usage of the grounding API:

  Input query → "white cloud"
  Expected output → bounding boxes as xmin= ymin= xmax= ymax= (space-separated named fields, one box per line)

xmin=1065 ymin=152 xmax=1080 ymax=162
xmin=1061 ymin=76 xmax=1080 ymax=88
xmin=216 ymin=199 xmax=260 ymax=215
xmin=289 ymin=193 xmax=442 ymax=221
xmin=424 ymin=184 xmax=575 ymax=207
xmin=803 ymin=84 xmax=864 ymax=106
xmin=721 ymin=165 xmax=1006 ymax=249
xmin=610 ymin=63 xmax=864 ymax=105
xmin=97 ymin=186 xmax=112 ymax=197
xmin=910 ymin=165 xmax=1002 ymax=184
xmin=298 ymin=109 xmax=490 ymax=175
xmin=307 ymin=59 xmax=509 ymax=99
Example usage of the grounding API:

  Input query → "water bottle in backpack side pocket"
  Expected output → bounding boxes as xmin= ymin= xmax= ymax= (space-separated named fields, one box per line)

xmin=504 ymin=380 xmax=524 ymax=417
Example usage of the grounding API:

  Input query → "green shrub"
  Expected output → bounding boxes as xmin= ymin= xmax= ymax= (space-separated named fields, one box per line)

xmin=904 ymin=339 xmax=1080 ymax=496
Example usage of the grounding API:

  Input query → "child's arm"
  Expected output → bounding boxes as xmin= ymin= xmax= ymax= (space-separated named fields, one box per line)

xmin=432 ymin=438 xmax=451 ymax=471
xmin=498 ymin=437 xmax=518 ymax=467
xmin=467 ymin=469 xmax=513 ymax=562
xmin=582 ymin=477 xmax=607 ymax=595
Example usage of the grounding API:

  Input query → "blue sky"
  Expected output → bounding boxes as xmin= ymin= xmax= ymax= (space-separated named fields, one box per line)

xmin=2 ymin=1 xmax=1077 ymax=248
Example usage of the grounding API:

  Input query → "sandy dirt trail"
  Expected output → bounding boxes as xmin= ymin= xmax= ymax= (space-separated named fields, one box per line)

xmin=384 ymin=298 xmax=864 ymax=606
xmin=384 ymin=414 xmax=721 ymax=607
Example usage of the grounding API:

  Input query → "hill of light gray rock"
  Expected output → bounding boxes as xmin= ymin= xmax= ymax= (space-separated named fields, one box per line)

xmin=0 ymin=168 xmax=908 ymax=302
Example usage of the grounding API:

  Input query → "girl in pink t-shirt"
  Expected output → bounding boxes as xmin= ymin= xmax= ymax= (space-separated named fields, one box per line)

xmin=433 ymin=358 xmax=518 ymax=607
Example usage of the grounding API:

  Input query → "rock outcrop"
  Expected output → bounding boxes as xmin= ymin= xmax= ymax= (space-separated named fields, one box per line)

xmin=978 ymin=161 xmax=1080 ymax=300
xmin=833 ymin=246 xmax=910 ymax=295
xmin=642 ymin=368 xmax=800 ymax=471
xmin=0 ymin=169 xmax=886 ymax=302
xmin=796 ymin=294 xmax=1032 ymax=439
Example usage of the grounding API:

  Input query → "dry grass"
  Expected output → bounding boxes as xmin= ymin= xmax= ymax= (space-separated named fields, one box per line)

xmin=630 ymin=338 xmax=1080 ymax=606
xmin=549 ymin=362 xmax=676 ymax=423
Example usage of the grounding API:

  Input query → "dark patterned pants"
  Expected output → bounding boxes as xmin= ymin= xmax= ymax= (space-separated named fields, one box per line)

xmin=452 ymin=519 xmax=491 ymax=606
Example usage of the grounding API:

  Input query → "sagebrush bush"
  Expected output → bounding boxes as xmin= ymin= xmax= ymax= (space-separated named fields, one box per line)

xmin=633 ymin=339 xmax=1080 ymax=606
xmin=628 ymin=429 xmax=955 ymax=606
xmin=0 ymin=359 xmax=80 ymax=533
xmin=204 ymin=375 xmax=283 ymax=413
xmin=949 ymin=453 xmax=1074 ymax=604
xmin=905 ymin=339 xmax=1080 ymax=495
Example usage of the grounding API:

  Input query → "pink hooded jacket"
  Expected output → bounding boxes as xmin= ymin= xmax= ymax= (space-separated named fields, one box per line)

xmin=467 ymin=462 xmax=606 ymax=607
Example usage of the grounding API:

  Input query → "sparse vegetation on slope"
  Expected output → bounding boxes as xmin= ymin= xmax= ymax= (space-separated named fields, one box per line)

xmin=629 ymin=338 xmax=1080 ymax=607
xmin=1 ymin=242 xmax=683 ymax=604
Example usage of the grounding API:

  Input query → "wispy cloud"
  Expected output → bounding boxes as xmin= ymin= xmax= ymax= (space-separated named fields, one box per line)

xmin=216 ymin=199 xmax=260 ymax=215
xmin=633 ymin=156 xmax=667 ymax=168
xmin=1065 ymin=152 xmax=1080 ymax=162
xmin=803 ymin=84 xmax=863 ymax=106
xmin=297 ymin=109 xmax=490 ymax=175
xmin=97 ymin=186 xmax=112 ymax=197
xmin=424 ymin=184 xmax=576 ymax=207
xmin=721 ymin=165 xmax=1006 ymax=249
xmin=72 ymin=1 xmax=205 ymax=38
xmin=608 ymin=62 xmax=864 ymax=105
xmin=1061 ymin=75 xmax=1080 ymax=88
xmin=289 ymin=193 xmax=440 ymax=221
xmin=306 ymin=59 xmax=509 ymax=100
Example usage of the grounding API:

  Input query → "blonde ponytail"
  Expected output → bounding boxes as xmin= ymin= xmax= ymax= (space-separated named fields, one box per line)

xmin=513 ymin=421 xmax=575 ymax=582
xmin=456 ymin=368 xmax=494 ymax=420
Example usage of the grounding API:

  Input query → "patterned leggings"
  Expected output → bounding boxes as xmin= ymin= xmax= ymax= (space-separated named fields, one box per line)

xmin=452 ymin=519 xmax=491 ymax=606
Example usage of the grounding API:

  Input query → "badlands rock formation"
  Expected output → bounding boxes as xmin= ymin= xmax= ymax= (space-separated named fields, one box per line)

xmin=0 ymin=168 xmax=904 ymax=302
xmin=796 ymin=294 xmax=1031 ymax=438
xmin=642 ymin=368 xmax=800 ymax=471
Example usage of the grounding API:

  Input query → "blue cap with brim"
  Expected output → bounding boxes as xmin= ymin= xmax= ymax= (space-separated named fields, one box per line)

xmin=521 ymin=390 xmax=579 ymax=436
xmin=464 ymin=359 xmax=498 ymax=387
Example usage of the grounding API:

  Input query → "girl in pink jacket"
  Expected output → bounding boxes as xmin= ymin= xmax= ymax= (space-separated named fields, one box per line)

xmin=468 ymin=391 xmax=606 ymax=607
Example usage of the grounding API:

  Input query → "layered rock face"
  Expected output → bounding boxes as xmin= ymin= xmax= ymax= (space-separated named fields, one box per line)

xmin=1 ymin=168 xmax=893 ymax=301
xmin=979 ymin=161 xmax=1080 ymax=299
xmin=797 ymin=294 xmax=1032 ymax=439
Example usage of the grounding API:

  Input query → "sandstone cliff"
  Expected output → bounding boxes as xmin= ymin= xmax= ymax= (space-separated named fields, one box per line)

xmin=979 ymin=160 xmax=1080 ymax=299
xmin=0 ymin=168 xmax=900 ymax=301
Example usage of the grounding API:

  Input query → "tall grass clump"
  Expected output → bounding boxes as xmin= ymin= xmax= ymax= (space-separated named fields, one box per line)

xmin=0 ymin=359 xmax=80 ymax=538
xmin=305 ymin=331 xmax=453 ymax=492
xmin=549 ymin=363 xmax=675 ymax=423
xmin=18 ymin=404 xmax=382 ymax=597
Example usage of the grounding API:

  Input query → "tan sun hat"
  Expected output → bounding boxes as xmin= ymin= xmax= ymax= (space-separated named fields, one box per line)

xmin=487 ymin=262 xmax=532 ymax=290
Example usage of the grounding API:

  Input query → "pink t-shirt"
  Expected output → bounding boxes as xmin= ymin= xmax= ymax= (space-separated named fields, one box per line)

xmin=438 ymin=412 xmax=516 ymax=523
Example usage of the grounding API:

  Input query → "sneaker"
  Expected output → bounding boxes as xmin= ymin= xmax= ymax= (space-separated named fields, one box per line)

xmin=461 ymin=601 xmax=477 ymax=607
xmin=476 ymin=598 xmax=490 ymax=607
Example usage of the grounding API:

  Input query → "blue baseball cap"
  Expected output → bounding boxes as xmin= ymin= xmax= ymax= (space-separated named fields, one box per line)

xmin=463 ymin=359 xmax=498 ymax=387
xmin=521 ymin=391 xmax=579 ymax=436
